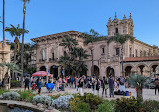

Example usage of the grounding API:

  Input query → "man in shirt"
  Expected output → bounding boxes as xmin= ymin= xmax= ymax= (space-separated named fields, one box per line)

xmin=108 ymin=76 xmax=114 ymax=98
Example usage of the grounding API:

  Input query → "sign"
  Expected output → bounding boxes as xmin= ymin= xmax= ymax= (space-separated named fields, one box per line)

xmin=48 ymin=70 xmax=49 ymax=73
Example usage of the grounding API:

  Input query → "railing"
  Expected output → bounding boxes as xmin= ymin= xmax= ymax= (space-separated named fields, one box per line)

xmin=49 ymin=58 xmax=58 ymax=62
xmin=39 ymin=59 xmax=46 ymax=62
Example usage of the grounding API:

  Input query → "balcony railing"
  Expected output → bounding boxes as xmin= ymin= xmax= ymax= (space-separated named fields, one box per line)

xmin=39 ymin=59 xmax=46 ymax=62
xmin=49 ymin=58 xmax=58 ymax=62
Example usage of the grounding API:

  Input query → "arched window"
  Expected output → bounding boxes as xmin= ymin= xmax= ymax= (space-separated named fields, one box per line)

xmin=42 ymin=49 xmax=46 ymax=61
xmin=52 ymin=47 xmax=57 ymax=60
xmin=115 ymin=28 xmax=118 ymax=34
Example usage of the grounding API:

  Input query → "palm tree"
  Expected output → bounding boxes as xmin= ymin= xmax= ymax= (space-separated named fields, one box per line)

xmin=21 ymin=0 xmax=30 ymax=87
xmin=58 ymin=52 xmax=70 ymax=76
xmin=107 ymin=34 xmax=134 ymax=77
xmin=59 ymin=35 xmax=78 ymax=52
xmin=5 ymin=24 xmax=28 ymax=79
xmin=82 ymin=29 xmax=104 ymax=76
xmin=74 ymin=47 xmax=89 ymax=60
xmin=128 ymin=74 xmax=150 ymax=99
xmin=3 ymin=0 xmax=5 ymax=42
xmin=0 ymin=62 xmax=22 ymax=74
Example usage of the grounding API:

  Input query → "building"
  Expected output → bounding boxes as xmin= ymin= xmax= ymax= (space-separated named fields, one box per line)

xmin=31 ymin=13 xmax=159 ymax=78
xmin=0 ymin=40 xmax=10 ymax=81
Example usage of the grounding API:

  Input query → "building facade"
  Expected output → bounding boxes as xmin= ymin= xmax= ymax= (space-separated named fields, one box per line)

xmin=0 ymin=40 xmax=10 ymax=81
xmin=31 ymin=13 xmax=159 ymax=78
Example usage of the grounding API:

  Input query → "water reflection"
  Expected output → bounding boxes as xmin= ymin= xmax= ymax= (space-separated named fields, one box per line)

xmin=0 ymin=105 xmax=10 ymax=112
xmin=0 ymin=105 xmax=34 ymax=112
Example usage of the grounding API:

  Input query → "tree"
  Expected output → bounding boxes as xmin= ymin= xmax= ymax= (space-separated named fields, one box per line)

xmin=81 ymin=29 xmax=105 ymax=76
xmin=5 ymin=24 xmax=28 ymax=79
xmin=21 ymin=0 xmax=30 ymax=87
xmin=3 ymin=0 xmax=5 ymax=42
xmin=15 ymin=43 xmax=36 ymax=75
xmin=128 ymin=74 xmax=150 ymax=99
xmin=107 ymin=34 xmax=134 ymax=77
xmin=59 ymin=35 xmax=78 ymax=54
xmin=59 ymin=36 xmax=88 ymax=76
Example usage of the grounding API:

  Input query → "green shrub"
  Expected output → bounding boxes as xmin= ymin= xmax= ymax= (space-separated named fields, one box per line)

xmin=98 ymin=100 xmax=115 ymax=112
xmin=80 ymin=93 xmax=102 ymax=110
xmin=0 ymin=89 xmax=9 ymax=95
xmin=69 ymin=97 xmax=90 ymax=112
xmin=143 ymin=100 xmax=159 ymax=112
xmin=10 ymin=80 xmax=21 ymax=88
xmin=17 ymin=90 xmax=36 ymax=102
xmin=3 ymin=91 xmax=20 ymax=100
xmin=70 ymin=93 xmax=102 ymax=110
xmin=49 ymin=94 xmax=61 ymax=100
xmin=115 ymin=96 xmax=145 ymax=112
xmin=152 ymin=110 xmax=159 ymax=112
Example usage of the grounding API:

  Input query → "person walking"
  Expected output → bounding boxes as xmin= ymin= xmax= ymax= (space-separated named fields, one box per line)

xmin=108 ymin=76 xmax=114 ymax=98
xmin=24 ymin=76 xmax=30 ymax=90
xmin=37 ymin=78 xmax=42 ymax=94
xmin=154 ymin=78 xmax=159 ymax=95
xmin=75 ymin=76 xmax=79 ymax=91
xmin=96 ymin=78 xmax=100 ymax=96
xmin=71 ymin=77 xmax=74 ymax=88
xmin=102 ymin=76 xmax=108 ymax=97
xmin=53 ymin=78 xmax=57 ymax=91
xmin=78 ymin=77 xmax=84 ymax=95
xmin=57 ymin=77 xmax=60 ymax=92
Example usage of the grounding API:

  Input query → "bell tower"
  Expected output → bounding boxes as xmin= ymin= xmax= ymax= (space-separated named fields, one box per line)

xmin=107 ymin=12 xmax=134 ymax=37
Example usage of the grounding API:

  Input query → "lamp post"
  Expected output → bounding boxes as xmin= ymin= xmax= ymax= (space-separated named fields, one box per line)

xmin=46 ymin=65 xmax=48 ymax=83
xmin=91 ymin=48 xmax=94 ymax=76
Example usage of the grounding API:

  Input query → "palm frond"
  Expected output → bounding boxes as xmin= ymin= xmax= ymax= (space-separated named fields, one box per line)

xmin=81 ymin=29 xmax=106 ymax=45
xmin=128 ymin=74 xmax=150 ymax=87
xmin=107 ymin=34 xmax=134 ymax=45
xmin=0 ymin=62 xmax=22 ymax=73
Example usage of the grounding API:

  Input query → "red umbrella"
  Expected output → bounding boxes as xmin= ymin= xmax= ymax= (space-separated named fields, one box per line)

xmin=32 ymin=71 xmax=51 ymax=77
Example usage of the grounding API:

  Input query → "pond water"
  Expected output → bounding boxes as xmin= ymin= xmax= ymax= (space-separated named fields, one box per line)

xmin=0 ymin=105 xmax=34 ymax=112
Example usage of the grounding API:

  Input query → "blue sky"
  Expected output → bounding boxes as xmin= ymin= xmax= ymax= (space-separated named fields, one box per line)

xmin=0 ymin=0 xmax=159 ymax=46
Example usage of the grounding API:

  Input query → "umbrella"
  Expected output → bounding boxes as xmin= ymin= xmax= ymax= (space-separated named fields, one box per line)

xmin=32 ymin=71 xmax=51 ymax=77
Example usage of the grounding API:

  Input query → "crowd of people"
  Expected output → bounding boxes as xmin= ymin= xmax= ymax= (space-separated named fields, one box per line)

xmin=23 ymin=74 xmax=159 ymax=97
xmin=23 ymin=74 xmax=128 ymax=97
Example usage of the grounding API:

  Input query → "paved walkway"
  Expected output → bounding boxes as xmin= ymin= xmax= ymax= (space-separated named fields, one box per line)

xmin=11 ymin=87 xmax=159 ymax=101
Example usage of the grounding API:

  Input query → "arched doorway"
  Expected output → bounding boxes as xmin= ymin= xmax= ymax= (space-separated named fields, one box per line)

xmin=93 ymin=65 xmax=100 ymax=77
xmin=50 ymin=65 xmax=58 ymax=78
xmin=40 ymin=66 xmax=46 ymax=71
xmin=106 ymin=66 xmax=115 ymax=77
xmin=137 ymin=65 xmax=145 ymax=75
xmin=125 ymin=66 xmax=132 ymax=76
xmin=151 ymin=65 xmax=158 ymax=73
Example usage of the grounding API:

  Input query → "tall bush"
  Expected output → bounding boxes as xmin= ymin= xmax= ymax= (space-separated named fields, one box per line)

xmin=98 ymin=100 xmax=115 ymax=112
xmin=11 ymin=80 xmax=21 ymax=88
xmin=69 ymin=97 xmax=90 ymax=112
xmin=115 ymin=96 xmax=145 ymax=112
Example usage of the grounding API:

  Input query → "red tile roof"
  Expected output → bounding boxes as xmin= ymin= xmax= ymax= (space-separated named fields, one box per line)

xmin=123 ymin=56 xmax=159 ymax=62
